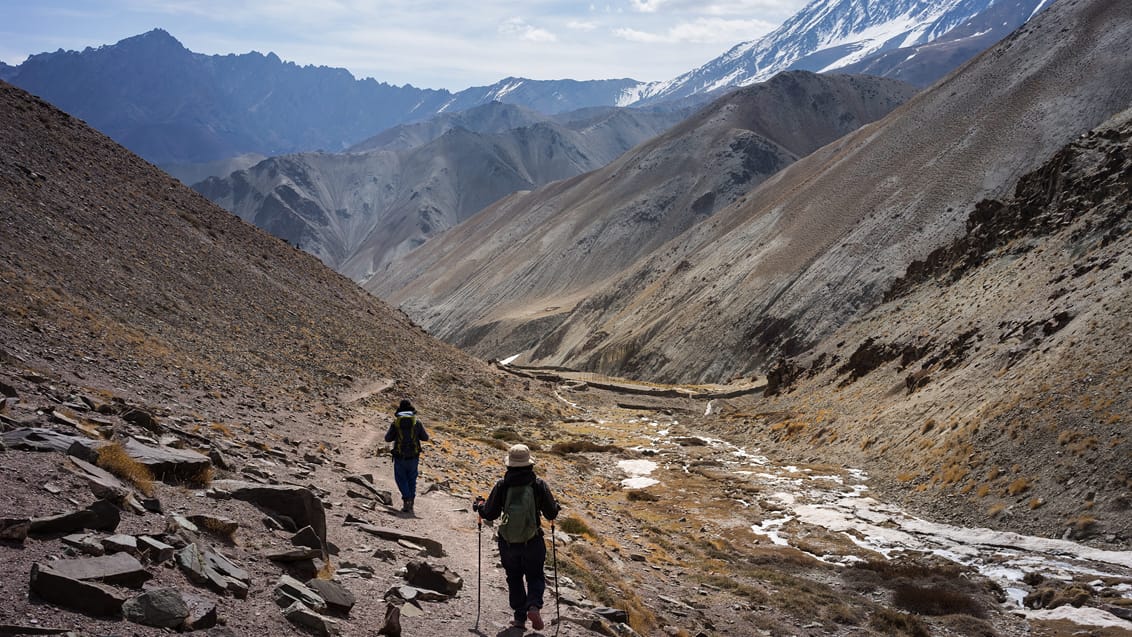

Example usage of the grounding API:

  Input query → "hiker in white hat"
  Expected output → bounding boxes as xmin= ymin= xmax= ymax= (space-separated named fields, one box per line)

xmin=476 ymin=443 xmax=560 ymax=631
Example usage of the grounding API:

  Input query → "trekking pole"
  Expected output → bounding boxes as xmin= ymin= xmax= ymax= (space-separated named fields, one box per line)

xmin=474 ymin=496 xmax=485 ymax=632
xmin=552 ymin=519 xmax=561 ymax=637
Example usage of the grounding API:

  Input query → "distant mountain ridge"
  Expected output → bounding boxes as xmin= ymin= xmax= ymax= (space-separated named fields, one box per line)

xmin=4 ymin=29 xmax=648 ymax=166
xmin=194 ymin=101 xmax=693 ymax=280
xmin=6 ymin=0 xmax=1055 ymax=166
xmin=630 ymin=0 xmax=1055 ymax=102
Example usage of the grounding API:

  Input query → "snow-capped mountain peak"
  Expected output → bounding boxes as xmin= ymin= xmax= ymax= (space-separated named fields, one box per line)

xmin=632 ymin=0 xmax=1055 ymax=105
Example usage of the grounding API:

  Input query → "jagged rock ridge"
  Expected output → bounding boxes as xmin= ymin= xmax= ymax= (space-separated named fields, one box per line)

xmin=194 ymin=101 xmax=693 ymax=279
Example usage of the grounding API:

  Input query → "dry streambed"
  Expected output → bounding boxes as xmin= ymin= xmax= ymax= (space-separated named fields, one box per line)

xmin=557 ymin=405 xmax=1132 ymax=633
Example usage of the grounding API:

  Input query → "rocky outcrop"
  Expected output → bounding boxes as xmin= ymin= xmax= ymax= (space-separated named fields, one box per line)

xmin=211 ymin=480 xmax=327 ymax=545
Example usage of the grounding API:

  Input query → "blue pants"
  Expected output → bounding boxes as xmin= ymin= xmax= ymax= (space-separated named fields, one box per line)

xmin=498 ymin=537 xmax=547 ymax=622
xmin=392 ymin=457 xmax=419 ymax=501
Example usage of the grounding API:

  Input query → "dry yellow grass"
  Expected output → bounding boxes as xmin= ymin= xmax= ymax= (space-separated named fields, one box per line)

xmin=1006 ymin=478 xmax=1030 ymax=496
xmin=96 ymin=442 xmax=155 ymax=496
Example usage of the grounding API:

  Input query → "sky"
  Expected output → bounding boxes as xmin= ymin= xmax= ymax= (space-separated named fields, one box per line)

xmin=0 ymin=0 xmax=809 ymax=91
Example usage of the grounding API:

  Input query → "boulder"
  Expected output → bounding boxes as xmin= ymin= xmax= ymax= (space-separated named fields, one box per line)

xmin=68 ymin=456 xmax=134 ymax=503
xmin=30 ymin=499 xmax=120 ymax=536
xmin=138 ymin=535 xmax=175 ymax=563
xmin=122 ymin=587 xmax=189 ymax=628
xmin=274 ymin=574 xmax=327 ymax=612
xmin=213 ymin=480 xmax=326 ymax=545
xmin=283 ymin=600 xmax=340 ymax=636
xmin=122 ymin=437 xmax=209 ymax=482
xmin=29 ymin=562 xmax=127 ymax=616
xmin=377 ymin=603 xmax=402 ymax=636
xmin=404 ymin=560 xmax=462 ymax=596
xmin=0 ymin=517 xmax=30 ymax=543
xmin=306 ymin=578 xmax=356 ymax=614
xmin=41 ymin=552 xmax=151 ymax=588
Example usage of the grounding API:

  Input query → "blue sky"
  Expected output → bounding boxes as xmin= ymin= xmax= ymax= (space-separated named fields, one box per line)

xmin=0 ymin=0 xmax=809 ymax=90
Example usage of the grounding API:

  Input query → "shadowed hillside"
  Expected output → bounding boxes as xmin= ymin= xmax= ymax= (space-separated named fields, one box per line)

xmin=0 ymin=81 xmax=544 ymax=431
xmin=376 ymin=71 xmax=918 ymax=357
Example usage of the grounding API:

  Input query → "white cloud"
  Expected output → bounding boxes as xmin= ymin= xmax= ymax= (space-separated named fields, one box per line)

xmin=499 ymin=17 xmax=558 ymax=42
xmin=629 ymin=0 xmax=666 ymax=12
xmin=567 ymin=19 xmax=600 ymax=31
xmin=615 ymin=17 xmax=775 ymax=44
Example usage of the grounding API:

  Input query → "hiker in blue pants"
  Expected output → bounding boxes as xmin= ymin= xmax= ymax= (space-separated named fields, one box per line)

xmin=478 ymin=444 xmax=560 ymax=631
xmin=385 ymin=399 xmax=429 ymax=513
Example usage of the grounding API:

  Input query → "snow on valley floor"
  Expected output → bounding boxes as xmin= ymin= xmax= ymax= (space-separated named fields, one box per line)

xmin=595 ymin=412 xmax=1132 ymax=630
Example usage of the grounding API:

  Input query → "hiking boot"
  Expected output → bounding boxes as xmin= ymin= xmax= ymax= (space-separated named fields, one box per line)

xmin=401 ymin=499 xmax=411 ymax=513
xmin=407 ymin=499 xmax=414 ymax=513
xmin=510 ymin=618 xmax=526 ymax=629
xmin=527 ymin=607 xmax=544 ymax=630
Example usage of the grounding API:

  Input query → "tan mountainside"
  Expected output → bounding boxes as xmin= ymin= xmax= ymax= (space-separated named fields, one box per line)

xmin=374 ymin=71 xmax=917 ymax=354
xmin=516 ymin=0 xmax=1132 ymax=384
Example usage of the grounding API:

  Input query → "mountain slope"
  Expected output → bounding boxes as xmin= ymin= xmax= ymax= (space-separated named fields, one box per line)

xmin=748 ymin=104 xmax=1132 ymax=544
xmin=633 ymin=0 xmax=1054 ymax=103
xmin=195 ymin=101 xmax=691 ymax=280
xmin=522 ymin=0 xmax=1132 ymax=383
xmin=374 ymin=71 xmax=917 ymax=350
xmin=0 ymin=79 xmax=537 ymax=425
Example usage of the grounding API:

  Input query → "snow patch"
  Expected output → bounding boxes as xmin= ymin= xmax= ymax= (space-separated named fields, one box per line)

xmin=618 ymin=459 xmax=659 ymax=489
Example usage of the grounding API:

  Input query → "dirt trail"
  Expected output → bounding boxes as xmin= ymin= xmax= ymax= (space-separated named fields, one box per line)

xmin=337 ymin=414 xmax=585 ymax=637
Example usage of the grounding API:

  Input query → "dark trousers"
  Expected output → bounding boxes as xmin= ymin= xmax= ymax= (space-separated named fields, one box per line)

xmin=392 ymin=456 xmax=419 ymax=501
xmin=498 ymin=536 xmax=546 ymax=622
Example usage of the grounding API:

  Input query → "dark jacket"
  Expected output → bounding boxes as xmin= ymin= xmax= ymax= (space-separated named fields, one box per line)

xmin=480 ymin=466 xmax=559 ymax=536
xmin=384 ymin=410 xmax=429 ymax=459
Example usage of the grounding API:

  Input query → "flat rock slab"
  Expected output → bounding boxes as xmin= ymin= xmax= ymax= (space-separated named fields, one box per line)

xmin=283 ymin=600 xmax=340 ymax=637
xmin=30 ymin=499 xmax=120 ymax=536
xmin=274 ymin=574 xmax=327 ymax=612
xmin=2 ymin=427 xmax=99 ymax=454
xmin=0 ymin=624 xmax=74 ymax=635
xmin=42 ymin=552 xmax=152 ymax=588
xmin=306 ymin=578 xmax=356 ymax=614
xmin=29 ymin=563 xmax=128 ymax=616
xmin=353 ymin=525 xmax=444 ymax=557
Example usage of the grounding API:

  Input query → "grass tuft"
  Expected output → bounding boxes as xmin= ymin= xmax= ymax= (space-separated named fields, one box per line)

xmin=96 ymin=442 xmax=155 ymax=496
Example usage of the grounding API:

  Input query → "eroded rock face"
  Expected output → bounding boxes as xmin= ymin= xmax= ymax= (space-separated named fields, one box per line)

xmin=212 ymin=480 xmax=327 ymax=545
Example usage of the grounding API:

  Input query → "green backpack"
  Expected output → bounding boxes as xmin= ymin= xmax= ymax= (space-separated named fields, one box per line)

xmin=498 ymin=484 xmax=539 ymax=543
xmin=392 ymin=415 xmax=420 ymax=458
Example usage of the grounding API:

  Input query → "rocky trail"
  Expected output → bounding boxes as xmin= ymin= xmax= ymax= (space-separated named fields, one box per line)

xmin=2 ymin=359 xmax=1131 ymax=637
